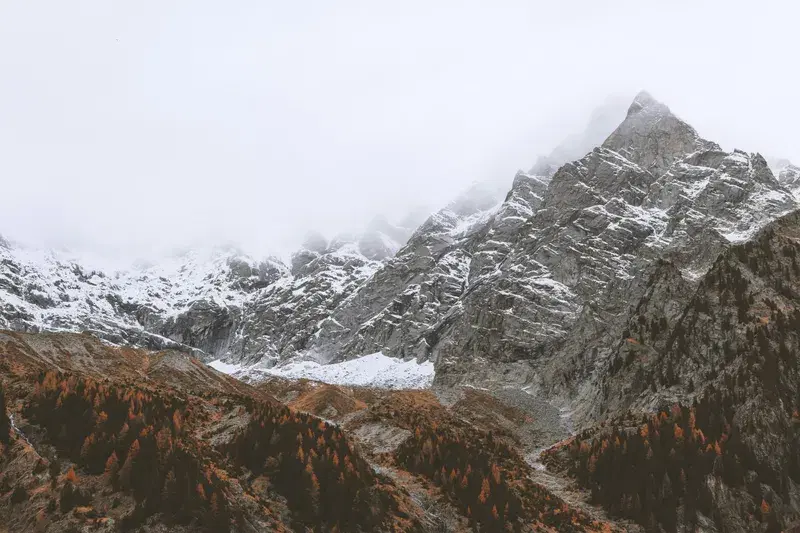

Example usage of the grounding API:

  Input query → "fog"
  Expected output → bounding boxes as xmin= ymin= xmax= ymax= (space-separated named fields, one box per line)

xmin=1 ymin=1 xmax=798 ymax=260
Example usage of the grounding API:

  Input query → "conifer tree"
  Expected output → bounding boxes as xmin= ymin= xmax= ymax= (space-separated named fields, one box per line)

xmin=0 ymin=383 xmax=10 ymax=445
xmin=104 ymin=451 xmax=120 ymax=485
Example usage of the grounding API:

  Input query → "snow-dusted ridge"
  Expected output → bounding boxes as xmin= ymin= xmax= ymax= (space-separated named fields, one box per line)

xmin=0 ymin=209 xmax=427 ymax=363
xmin=209 ymin=352 xmax=435 ymax=389
xmin=3 ymin=92 xmax=800 ymax=400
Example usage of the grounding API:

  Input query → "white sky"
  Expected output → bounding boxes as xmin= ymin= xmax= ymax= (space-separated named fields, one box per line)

xmin=1 ymin=1 xmax=798 ymax=259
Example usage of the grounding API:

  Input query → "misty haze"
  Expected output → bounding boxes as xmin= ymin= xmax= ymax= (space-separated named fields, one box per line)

xmin=2 ymin=2 xmax=800 ymax=533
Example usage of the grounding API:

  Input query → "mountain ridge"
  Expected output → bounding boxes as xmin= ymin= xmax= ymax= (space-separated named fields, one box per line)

xmin=2 ymin=92 xmax=798 ymax=383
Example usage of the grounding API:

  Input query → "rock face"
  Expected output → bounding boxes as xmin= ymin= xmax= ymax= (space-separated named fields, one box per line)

xmin=0 ymin=213 xmax=422 ymax=363
xmin=421 ymin=93 xmax=796 ymax=405
xmin=303 ymin=98 xmax=638 ymax=366
xmin=771 ymin=158 xmax=800 ymax=199
xmin=545 ymin=210 xmax=800 ymax=532
xmin=603 ymin=210 xmax=800 ymax=418
xmin=306 ymin=180 xmax=512 ymax=363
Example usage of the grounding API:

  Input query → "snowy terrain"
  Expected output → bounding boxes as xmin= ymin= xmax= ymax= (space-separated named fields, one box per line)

xmin=209 ymin=352 xmax=435 ymax=389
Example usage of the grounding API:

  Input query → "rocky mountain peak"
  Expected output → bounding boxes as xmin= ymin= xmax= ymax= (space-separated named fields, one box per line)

xmin=625 ymin=89 xmax=659 ymax=115
xmin=603 ymin=91 xmax=720 ymax=176
xmin=530 ymin=94 xmax=630 ymax=177
xmin=769 ymin=157 xmax=800 ymax=200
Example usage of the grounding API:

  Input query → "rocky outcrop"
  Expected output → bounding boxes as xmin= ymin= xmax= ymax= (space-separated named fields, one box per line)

xmin=305 ymin=180 xmax=510 ymax=362
xmin=228 ymin=238 xmax=385 ymax=365
xmin=0 ymin=96 xmax=629 ymax=368
xmin=424 ymin=92 xmax=797 ymax=409
xmin=302 ymin=96 xmax=634 ymax=367
xmin=603 ymin=91 xmax=720 ymax=174
xmin=556 ymin=210 xmax=800 ymax=532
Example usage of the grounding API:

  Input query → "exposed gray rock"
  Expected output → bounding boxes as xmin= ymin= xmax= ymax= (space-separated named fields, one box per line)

xmin=603 ymin=91 xmax=721 ymax=175
xmin=591 ymin=210 xmax=800 ymax=531
xmin=771 ymin=158 xmax=800 ymax=199
xmin=0 ymin=209 xmax=423 ymax=364
xmin=306 ymin=180 xmax=510 ymax=363
xmin=424 ymin=92 xmax=796 ymax=414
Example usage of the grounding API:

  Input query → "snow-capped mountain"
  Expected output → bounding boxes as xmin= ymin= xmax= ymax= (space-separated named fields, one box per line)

xmin=2 ymin=91 xmax=798 ymax=393
xmin=0 ymin=211 xmax=427 ymax=363
xmin=770 ymin=157 xmax=800 ymax=200
xmin=301 ymin=92 xmax=797 ymax=397
xmin=0 ymin=242 xmax=284 ymax=355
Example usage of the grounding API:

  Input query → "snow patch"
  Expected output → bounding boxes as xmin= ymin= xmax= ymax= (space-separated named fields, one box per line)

xmin=209 ymin=352 xmax=435 ymax=389
xmin=208 ymin=359 xmax=244 ymax=374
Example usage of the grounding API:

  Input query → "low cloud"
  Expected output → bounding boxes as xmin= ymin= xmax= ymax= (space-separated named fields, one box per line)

xmin=1 ymin=1 xmax=797 ymax=259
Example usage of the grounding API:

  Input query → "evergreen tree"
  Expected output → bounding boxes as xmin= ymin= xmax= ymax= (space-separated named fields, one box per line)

xmin=0 ymin=382 xmax=10 ymax=445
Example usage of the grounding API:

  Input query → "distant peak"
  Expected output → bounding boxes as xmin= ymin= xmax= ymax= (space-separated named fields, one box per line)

xmin=626 ymin=90 xmax=666 ymax=117
xmin=603 ymin=91 xmax=719 ymax=175
xmin=529 ymin=94 xmax=630 ymax=175
xmin=632 ymin=90 xmax=655 ymax=105
xmin=301 ymin=231 xmax=328 ymax=253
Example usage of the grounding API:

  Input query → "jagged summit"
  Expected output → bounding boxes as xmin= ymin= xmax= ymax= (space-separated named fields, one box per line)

xmin=603 ymin=91 xmax=720 ymax=175
xmin=769 ymin=157 xmax=800 ymax=199
xmin=625 ymin=89 xmax=660 ymax=116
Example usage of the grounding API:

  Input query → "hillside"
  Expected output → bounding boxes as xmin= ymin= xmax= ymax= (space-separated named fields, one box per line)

xmin=543 ymin=210 xmax=800 ymax=532
xmin=0 ymin=330 xmax=620 ymax=532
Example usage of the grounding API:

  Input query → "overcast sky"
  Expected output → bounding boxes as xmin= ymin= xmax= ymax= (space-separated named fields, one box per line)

xmin=1 ymin=1 xmax=798 ymax=259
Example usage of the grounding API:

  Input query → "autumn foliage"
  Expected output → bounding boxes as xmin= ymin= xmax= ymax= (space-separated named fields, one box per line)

xmin=396 ymin=420 xmax=607 ymax=532
xmin=23 ymin=369 xmax=419 ymax=532
xmin=544 ymin=388 xmax=786 ymax=533
xmin=26 ymin=371 xmax=236 ymax=530
xmin=226 ymin=398 xmax=416 ymax=531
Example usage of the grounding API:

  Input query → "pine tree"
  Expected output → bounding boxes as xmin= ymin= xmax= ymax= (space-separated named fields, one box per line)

xmin=491 ymin=463 xmax=501 ymax=485
xmin=210 ymin=492 xmax=230 ymax=531
xmin=478 ymin=477 xmax=491 ymax=504
xmin=65 ymin=466 xmax=78 ymax=484
xmin=80 ymin=434 xmax=96 ymax=462
xmin=49 ymin=458 xmax=61 ymax=489
xmin=104 ymin=452 xmax=120 ymax=485
xmin=162 ymin=469 xmax=178 ymax=506
xmin=59 ymin=467 xmax=80 ymax=512
xmin=0 ymin=383 xmax=10 ymax=445
xmin=119 ymin=439 xmax=140 ymax=489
